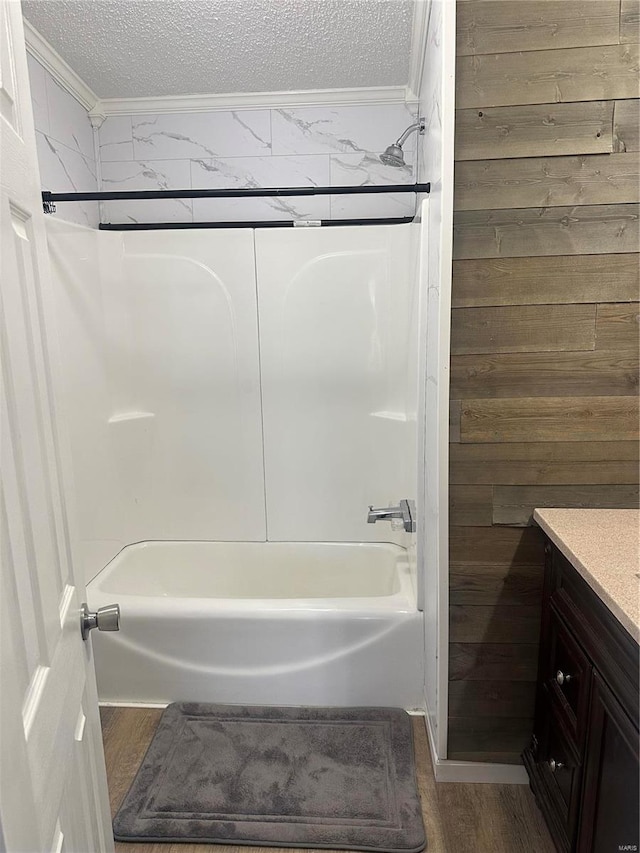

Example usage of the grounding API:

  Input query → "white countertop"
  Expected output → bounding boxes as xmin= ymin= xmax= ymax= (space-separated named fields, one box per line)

xmin=534 ymin=508 xmax=640 ymax=642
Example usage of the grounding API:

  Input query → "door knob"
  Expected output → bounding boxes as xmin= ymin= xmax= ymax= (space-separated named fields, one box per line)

xmin=81 ymin=603 xmax=120 ymax=641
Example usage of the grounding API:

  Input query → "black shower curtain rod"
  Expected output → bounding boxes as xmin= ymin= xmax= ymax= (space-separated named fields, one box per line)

xmin=98 ymin=216 xmax=415 ymax=231
xmin=42 ymin=182 xmax=430 ymax=203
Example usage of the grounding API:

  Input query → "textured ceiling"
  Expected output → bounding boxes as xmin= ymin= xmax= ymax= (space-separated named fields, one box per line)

xmin=22 ymin=0 xmax=414 ymax=99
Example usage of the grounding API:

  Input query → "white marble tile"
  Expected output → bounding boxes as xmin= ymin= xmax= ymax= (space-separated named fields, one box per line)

xmin=36 ymin=132 xmax=98 ymax=228
xmin=132 ymin=111 xmax=271 ymax=160
xmin=100 ymin=199 xmax=193 ymax=225
xmin=192 ymin=195 xmax=329 ymax=223
xmin=27 ymin=54 xmax=49 ymax=134
xmin=99 ymin=116 xmax=134 ymax=161
xmin=329 ymin=152 xmax=416 ymax=219
xmin=330 ymin=151 xmax=414 ymax=186
xmin=45 ymin=75 xmax=95 ymax=161
xmin=271 ymin=104 xmax=417 ymax=156
xmin=191 ymin=154 xmax=330 ymax=221
xmin=37 ymin=131 xmax=97 ymax=191
xmin=101 ymin=159 xmax=191 ymax=191
xmin=192 ymin=154 xmax=330 ymax=189
xmin=330 ymin=192 xmax=416 ymax=220
xmin=100 ymin=159 xmax=193 ymax=224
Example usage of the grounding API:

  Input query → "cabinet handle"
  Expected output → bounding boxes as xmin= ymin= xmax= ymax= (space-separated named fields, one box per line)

xmin=549 ymin=758 xmax=564 ymax=773
xmin=555 ymin=670 xmax=572 ymax=686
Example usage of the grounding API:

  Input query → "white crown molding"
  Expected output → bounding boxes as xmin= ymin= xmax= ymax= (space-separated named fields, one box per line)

xmin=407 ymin=0 xmax=430 ymax=101
xmin=92 ymin=85 xmax=411 ymax=118
xmin=23 ymin=19 xmax=98 ymax=112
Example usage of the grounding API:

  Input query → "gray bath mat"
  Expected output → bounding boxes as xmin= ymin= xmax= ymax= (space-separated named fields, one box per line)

xmin=113 ymin=703 xmax=426 ymax=851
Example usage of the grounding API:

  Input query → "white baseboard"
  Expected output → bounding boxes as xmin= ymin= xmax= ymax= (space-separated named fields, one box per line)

xmin=423 ymin=711 xmax=529 ymax=785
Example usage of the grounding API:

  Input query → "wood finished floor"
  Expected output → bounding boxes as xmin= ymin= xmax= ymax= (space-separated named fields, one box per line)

xmin=100 ymin=707 xmax=555 ymax=853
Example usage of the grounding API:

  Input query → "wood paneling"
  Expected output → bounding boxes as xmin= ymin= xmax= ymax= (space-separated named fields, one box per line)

xmin=456 ymin=44 xmax=640 ymax=109
xmin=455 ymin=101 xmax=615 ymax=162
xmin=450 ymin=441 xmax=640 ymax=485
xmin=456 ymin=0 xmax=620 ymax=56
xmin=448 ymin=680 xmax=537 ymax=718
xmin=449 ymin=399 xmax=461 ymax=442
xmin=451 ymin=350 xmax=639 ymax=398
xmin=450 ymin=0 xmax=640 ymax=765
xmin=449 ymin=485 xmax=493 ymax=526
xmin=453 ymin=204 xmax=640 ymax=259
xmin=460 ymin=396 xmax=640 ymax=443
xmin=451 ymin=304 xmax=596 ymax=354
xmin=452 ymin=254 xmax=640 ymax=307
xmin=596 ymin=302 xmax=640 ymax=349
xmin=447 ymin=716 xmax=534 ymax=763
xmin=454 ymin=154 xmax=640 ymax=211
xmin=451 ymin=606 xmax=541 ymax=643
xmin=449 ymin=526 xmax=545 ymax=564
xmin=492 ymin=484 xmax=639 ymax=525
xmin=450 ymin=562 xmax=544 ymax=605
xmin=614 ymin=100 xmax=640 ymax=151
xmin=620 ymin=0 xmax=640 ymax=43
xmin=450 ymin=643 xmax=540 ymax=681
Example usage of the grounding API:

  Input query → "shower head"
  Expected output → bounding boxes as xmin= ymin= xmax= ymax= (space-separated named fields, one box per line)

xmin=380 ymin=143 xmax=406 ymax=167
xmin=379 ymin=117 xmax=425 ymax=168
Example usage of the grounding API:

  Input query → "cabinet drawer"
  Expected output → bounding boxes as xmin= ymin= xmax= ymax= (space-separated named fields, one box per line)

xmin=537 ymin=702 xmax=583 ymax=849
xmin=546 ymin=604 xmax=592 ymax=750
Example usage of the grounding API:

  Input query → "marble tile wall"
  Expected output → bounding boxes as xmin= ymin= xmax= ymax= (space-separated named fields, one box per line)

xmin=98 ymin=104 xmax=420 ymax=224
xmin=28 ymin=52 xmax=421 ymax=227
xmin=27 ymin=54 xmax=99 ymax=228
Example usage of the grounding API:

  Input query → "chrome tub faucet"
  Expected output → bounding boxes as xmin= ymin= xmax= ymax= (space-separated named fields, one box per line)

xmin=367 ymin=499 xmax=416 ymax=533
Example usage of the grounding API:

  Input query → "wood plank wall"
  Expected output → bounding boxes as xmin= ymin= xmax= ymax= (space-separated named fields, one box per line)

xmin=449 ymin=0 xmax=640 ymax=764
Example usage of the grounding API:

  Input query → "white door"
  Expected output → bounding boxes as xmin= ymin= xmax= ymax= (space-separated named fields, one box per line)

xmin=0 ymin=2 xmax=114 ymax=850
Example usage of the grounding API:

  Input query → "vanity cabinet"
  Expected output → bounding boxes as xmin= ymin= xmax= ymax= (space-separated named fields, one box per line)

xmin=523 ymin=539 xmax=639 ymax=853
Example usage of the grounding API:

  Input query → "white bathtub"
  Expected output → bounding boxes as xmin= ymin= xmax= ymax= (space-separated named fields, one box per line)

xmin=87 ymin=541 xmax=424 ymax=709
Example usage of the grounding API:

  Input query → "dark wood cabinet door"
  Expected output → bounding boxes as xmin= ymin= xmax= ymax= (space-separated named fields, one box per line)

xmin=577 ymin=671 xmax=640 ymax=853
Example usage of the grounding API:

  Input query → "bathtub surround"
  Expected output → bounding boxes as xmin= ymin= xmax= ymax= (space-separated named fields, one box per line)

xmin=112 ymin=704 xmax=426 ymax=852
xmin=27 ymin=53 xmax=98 ymax=227
xmin=49 ymin=220 xmax=425 ymax=712
xmin=46 ymin=221 xmax=420 ymax=584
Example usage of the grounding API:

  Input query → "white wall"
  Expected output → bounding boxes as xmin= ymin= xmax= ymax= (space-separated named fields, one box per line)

xmin=26 ymin=54 xmax=98 ymax=228
xmin=418 ymin=0 xmax=456 ymax=759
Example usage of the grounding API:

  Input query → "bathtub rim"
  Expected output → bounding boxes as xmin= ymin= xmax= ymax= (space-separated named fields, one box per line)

xmin=86 ymin=538 xmax=417 ymax=615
